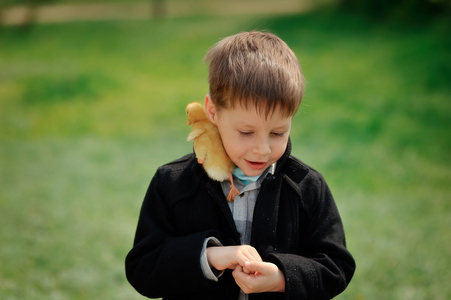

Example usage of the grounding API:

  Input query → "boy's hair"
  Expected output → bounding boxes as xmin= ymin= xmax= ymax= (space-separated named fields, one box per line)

xmin=204 ymin=31 xmax=304 ymax=118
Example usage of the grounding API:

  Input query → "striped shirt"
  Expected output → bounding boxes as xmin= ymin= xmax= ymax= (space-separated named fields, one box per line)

xmin=201 ymin=164 xmax=276 ymax=300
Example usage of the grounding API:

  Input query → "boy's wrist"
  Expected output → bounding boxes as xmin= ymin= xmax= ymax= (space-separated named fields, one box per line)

xmin=200 ymin=237 xmax=223 ymax=281
xmin=275 ymin=269 xmax=286 ymax=292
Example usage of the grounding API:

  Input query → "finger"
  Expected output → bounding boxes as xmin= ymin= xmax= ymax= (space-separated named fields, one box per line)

xmin=232 ymin=267 xmax=257 ymax=294
xmin=234 ymin=262 xmax=286 ymax=294
xmin=244 ymin=261 xmax=271 ymax=276
xmin=236 ymin=250 xmax=259 ymax=267
xmin=242 ymin=266 xmax=252 ymax=274
xmin=249 ymin=249 xmax=263 ymax=262
xmin=232 ymin=264 xmax=244 ymax=277
xmin=242 ymin=246 xmax=262 ymax=262
xmin=232 ymin=264 xmax=249 ymax=283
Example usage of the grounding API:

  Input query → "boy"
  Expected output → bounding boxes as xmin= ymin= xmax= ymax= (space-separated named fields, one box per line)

xmin=125 ymin=31 xmax=355 ymax=299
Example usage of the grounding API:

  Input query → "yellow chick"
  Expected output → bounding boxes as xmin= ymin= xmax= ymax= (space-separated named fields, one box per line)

xmin=186 ymin=102 xmax=240 ymax=202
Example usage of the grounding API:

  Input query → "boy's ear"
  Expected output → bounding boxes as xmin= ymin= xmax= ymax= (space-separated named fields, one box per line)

xmin=204 ymin=94 xmax=218 ymax=125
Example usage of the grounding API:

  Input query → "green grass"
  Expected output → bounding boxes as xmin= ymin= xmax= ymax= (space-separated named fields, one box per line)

xmin=1 ymin=7 xmax=450 ymax=300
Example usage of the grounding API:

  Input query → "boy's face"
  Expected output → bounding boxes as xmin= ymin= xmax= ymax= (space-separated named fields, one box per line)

xmin=205 ymin=95 xmax=292 ymax=177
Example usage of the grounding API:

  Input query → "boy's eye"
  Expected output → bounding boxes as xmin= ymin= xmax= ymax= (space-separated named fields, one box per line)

xmin=239 ymin=131 xmax=253 ymax=136
xmin=271 ymin=132 xmax=285 ymax=137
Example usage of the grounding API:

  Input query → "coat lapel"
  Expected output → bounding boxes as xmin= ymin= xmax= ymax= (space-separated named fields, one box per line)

xmin=205 ymin=180 xmax=241 ymax=245
xmin=251 ymin=174 xmax=282 ymax=255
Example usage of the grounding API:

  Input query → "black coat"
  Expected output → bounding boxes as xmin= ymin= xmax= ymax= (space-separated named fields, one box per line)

xmin=125 ymin=143 xmax=355 ymax=299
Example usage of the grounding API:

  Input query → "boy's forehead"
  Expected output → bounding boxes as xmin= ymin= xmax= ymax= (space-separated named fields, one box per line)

xmin=227 ymin=99 xmax=295 ymax=120
xmin=222 ymin=104 xmax=293 ymax=124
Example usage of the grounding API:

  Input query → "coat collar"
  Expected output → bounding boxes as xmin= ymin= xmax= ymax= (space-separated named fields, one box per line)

xmin=274 ymin=138 xmax=310 ymax=184
xmin=191 ymin=137 xmax=310 ymax=187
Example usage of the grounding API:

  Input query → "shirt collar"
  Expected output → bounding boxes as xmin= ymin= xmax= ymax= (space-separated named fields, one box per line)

xmin=232 ymin=163 xmax=277 ymax=186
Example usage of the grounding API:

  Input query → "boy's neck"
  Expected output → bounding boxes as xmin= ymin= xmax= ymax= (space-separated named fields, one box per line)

xmin=232 ymin=163 xmax=276 ymax=186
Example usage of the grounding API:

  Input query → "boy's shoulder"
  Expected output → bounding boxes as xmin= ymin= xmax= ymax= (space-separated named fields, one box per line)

xmin=157 ymin=153 xmax=198 ymax=177
xmin=151 ymin=153 xmax=205 ymax=201
xmin=282 ymin=154 xmax=324 ymax=184
xmin=281 ymin=156 xmax=332 ymax=210
xmin=164 ymin=153 xmax=196 ymax=167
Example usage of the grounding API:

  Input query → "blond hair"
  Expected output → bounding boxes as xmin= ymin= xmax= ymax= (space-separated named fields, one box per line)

xmin=204 ymin=31 xmax=304 ymax=117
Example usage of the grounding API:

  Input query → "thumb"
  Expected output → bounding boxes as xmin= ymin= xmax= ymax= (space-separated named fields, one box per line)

xmin=243 ymin=261 xmax=270 ymax=276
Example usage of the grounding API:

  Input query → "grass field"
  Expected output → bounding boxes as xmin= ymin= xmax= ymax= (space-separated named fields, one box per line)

xmin=1 ymin=4 xmax=450 ymax=300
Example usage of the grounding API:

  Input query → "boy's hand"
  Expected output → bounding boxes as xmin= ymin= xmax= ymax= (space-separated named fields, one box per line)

xmin=232 ymin=261 xmax=286 ymax=293
xmin=206 ymin=245 xmax=262 ymax=271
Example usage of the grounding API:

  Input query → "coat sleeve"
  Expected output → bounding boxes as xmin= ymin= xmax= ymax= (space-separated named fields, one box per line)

xmin=125 ymin=167 xmax=217 ymax=298
xmin=267 ymin=173 xmax=355 ymax=300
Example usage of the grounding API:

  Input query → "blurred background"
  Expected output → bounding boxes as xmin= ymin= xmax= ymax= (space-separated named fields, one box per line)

xmin=0 ymin=0 xmax=450 ymax=299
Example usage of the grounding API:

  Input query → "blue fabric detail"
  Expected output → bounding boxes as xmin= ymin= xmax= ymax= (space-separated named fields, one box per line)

xmin=232 ymin=168 xmax=260 ymax=186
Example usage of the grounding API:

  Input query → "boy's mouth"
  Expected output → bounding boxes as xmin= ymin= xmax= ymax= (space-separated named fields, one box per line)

xmin=245 ymin=160 xmax=267 ymax=170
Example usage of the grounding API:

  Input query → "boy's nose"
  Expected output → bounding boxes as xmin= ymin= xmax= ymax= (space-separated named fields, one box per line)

xmin=252 ymin=138 xmax=271 ymax=155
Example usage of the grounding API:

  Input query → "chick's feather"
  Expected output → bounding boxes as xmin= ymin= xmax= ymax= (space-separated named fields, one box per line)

xmin=186 ymin=102 xmax=239 ymax=201
xmin=186 ymin=102 xmax=234 ymax=180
